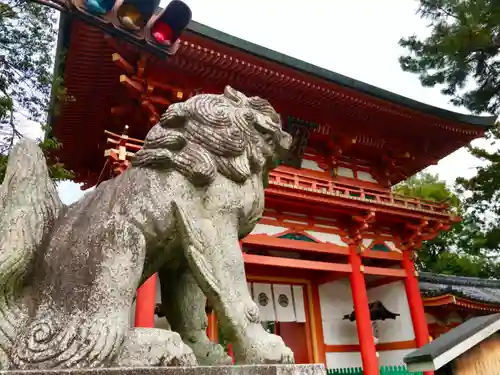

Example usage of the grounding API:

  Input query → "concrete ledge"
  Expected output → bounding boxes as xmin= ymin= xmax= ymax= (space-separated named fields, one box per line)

xmin=0 ymin=364 xmax=326 ymax=375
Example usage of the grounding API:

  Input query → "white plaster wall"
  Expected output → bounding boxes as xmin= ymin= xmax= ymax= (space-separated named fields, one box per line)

xmin=337 ymin=166 xmax=354 ymax=178
xmin=326 ymin=352 xmax=362 ymax=369
xmin=367 ymin=281 xmax=415 ymax=343
xmin=378 ymin=349 xmax=414 ymax=367
xmin=357 ymin=171 xmax=377 ymax=183
xmin=250 ymin=223 xmax=288 ymax=236
xmin=300 ymin=159 xmax=324 ymax=172
xmin=384 ymin=240 xmax=402 ymax=253
xmin=319 ymin=278 xmax=359 ymax=345
xmin=305 ymin=230 xmax=348 ymax=247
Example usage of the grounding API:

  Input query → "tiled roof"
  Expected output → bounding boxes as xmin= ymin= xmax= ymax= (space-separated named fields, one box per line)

xmin=418 ymin=272 xmax=500 ymax=305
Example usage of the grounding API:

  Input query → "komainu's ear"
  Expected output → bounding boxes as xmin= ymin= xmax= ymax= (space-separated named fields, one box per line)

xmin=143 ymin=125 xmax=186 ymax=150
xmin=159 ymin=102 xmax=187 ymax=128
xmin=223 ymin=85 xmax=245 ymax=107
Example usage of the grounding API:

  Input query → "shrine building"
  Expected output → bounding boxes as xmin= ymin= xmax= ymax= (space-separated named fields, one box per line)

xmin=419 ymin=273 xmax=500 ymax=340
xmin=46 ymin=2 xmax=497 ymax=375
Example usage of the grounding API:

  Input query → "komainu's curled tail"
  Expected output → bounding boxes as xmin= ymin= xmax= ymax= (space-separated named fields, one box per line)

xmin=0 ymin=140 xmax=64 ymax=369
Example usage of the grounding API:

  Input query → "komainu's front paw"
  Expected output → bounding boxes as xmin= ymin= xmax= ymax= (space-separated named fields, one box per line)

xmin=114 ymin=328 xmax=197 ymax=367
xmin=235 ymin=324 xmax=295 ymax=364
xmin=188 ymin=339 xmax=233 ymax=366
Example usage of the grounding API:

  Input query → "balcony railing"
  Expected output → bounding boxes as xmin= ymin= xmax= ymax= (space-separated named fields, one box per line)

xmin=269 ymin=167 xmax=451 ymax=216
xmin=104 ymin=129 xmax=452 ymax=217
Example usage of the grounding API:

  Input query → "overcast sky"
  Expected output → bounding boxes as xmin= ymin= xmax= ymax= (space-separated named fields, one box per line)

xmin=55 ymin=0 xmax=494 ymax=204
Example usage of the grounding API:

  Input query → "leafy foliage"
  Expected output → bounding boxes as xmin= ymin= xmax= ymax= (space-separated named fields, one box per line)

xmin=395 ymin=172 xmax=460 ymax=208
xmin=455 ymin=133 xmax=500 ymax=268
xmin=0 ymin=0 xmax=74 ymax=183
xmin=394 ymin=173 xmax=499 ymax=278
xmin=399 ymin=0 xmax=500 ymax=278
xmin=399 ymin=0 xmax=500 ymax=114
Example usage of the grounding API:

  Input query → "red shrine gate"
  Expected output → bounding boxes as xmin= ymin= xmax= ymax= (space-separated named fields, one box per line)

xmin=49 ymin=8 xmax=494 ymax=375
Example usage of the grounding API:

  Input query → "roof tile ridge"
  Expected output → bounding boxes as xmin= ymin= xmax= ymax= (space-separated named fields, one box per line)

xmin=419 ymin=272 xmax=500 ymax=289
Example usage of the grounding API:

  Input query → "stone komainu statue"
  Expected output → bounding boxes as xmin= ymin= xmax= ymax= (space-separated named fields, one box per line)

xmin=0 ymin=86 xmax=293 ymax=370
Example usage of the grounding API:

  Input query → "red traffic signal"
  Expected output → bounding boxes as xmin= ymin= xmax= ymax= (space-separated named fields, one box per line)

xmin=147 ymin=0 xmax=192 ymax=46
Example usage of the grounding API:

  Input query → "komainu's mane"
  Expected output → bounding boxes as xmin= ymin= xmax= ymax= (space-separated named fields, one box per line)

xmin=132 ymin=86 xmax=283 ymax=186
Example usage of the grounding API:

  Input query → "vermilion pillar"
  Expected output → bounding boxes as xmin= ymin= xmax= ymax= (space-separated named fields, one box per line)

xmin=402 ymin=251 xmax=433 ymax=375
xmin=349 ymin=245 xmax=379 ymax=375
xmin=135 ymin=274 xmax=157 ymax=327
xmin=206 ymin=313 xmax=218 ymax=342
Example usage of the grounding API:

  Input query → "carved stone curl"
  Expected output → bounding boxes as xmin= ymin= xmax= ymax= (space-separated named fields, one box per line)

xmin=0 ymin=86 xmax=293 ymax=370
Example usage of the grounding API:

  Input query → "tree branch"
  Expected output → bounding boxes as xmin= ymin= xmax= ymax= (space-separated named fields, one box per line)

xmin=26 ymin=0 xmax=65 ymax=12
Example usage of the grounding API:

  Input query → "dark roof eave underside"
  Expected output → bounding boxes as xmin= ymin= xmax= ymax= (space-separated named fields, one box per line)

xmin=187 ymin=21 xmax=496 ymax=129
xmin=53 ymin=14 xmax=496 ymax=130
xmin=418 ymin=272 xmax=500 ymax=306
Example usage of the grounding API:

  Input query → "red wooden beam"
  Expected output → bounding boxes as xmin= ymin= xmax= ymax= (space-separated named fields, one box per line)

xmin=243 ymin=253 xmax=352 ymax=273
xmin=315 ymin=272 xmax=347 ymax=285
xmin=361 ymin=249 xmax=403 ymax=261
xmin=120 ymin=74 xmax=144 ymax=93
xmin=363 ymin=266 xmax=406 ymax=278
xmin=422 ymin=295 xmax=456 ymax=307
xmin=112 ymin=53 xmax=135 ymax=74
xmin=242 ymin=234 xmax=350 ymax=256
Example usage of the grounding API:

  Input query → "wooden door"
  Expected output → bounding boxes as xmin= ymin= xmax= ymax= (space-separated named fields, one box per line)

xmin=278 ymin=322 xmax=309 ymax=364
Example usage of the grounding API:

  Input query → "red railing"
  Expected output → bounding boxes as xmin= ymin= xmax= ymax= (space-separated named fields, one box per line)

xmin=103 ymin=130 xmax=451 ymax=216
xmin=269 ymin=167 xmax=450 ymax=215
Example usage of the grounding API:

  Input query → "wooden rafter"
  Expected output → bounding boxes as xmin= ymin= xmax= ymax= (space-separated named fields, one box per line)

xmin=343 ymin=210 xmax=377 ymax=246
xmin=112 ymin=53 xmax=134 ymax=74
xmin=402 ymin=220 xmax=450 ymax=250
xmin=111 ymin=51 xmax=192 ymax=127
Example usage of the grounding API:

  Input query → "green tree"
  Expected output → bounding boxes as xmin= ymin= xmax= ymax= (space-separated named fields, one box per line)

xmin=399 ymin=0 xmax=500 ymax=114
xmin=399 ymin=0 xmax=500 ymax=276
xmin=395 ymin=172 xmax=460 ymax=207
xmin=394 ymin=173 xmax=498 ymax=278
xmin=0 ymin=0 xmax=73 ymax=183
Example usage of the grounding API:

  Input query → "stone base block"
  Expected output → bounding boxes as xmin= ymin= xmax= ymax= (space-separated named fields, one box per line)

xmin=0 ymin=364 xmax=326 ymax=375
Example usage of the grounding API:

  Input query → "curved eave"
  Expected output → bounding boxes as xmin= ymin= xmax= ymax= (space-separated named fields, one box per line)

xmin=48 ymin=14 xmax=496 ymax=183
xmin=187 ymin=21 xmax=496 ymax=129
xmin=421 ymin=294 xmax=500 ymax=312
xmin=51 ymin=14 xmax=496 ymax=131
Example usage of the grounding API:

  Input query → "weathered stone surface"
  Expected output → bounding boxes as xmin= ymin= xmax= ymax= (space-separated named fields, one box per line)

xmin=0 ymin=364 xmax=326 ymax=375
xmin=0 ymin=86 xmax=293 ymax=370
xmin=114 ymin=329 xmax=197 ymax=367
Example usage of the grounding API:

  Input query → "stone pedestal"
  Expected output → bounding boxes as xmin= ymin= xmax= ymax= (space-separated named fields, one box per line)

xmin=0 ymin=364 xmax=326 ymax=375
xmin=0 ymin=365 xmax=326 ymax=375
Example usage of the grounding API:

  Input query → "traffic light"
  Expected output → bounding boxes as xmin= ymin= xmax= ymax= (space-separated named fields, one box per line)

xmin=84 ymin=0 xmax=115 ymax=15
xmin=148 ymin=0 xmax=192 ymax=46
xmin=70 ymin=0 xmax=192 ymax=54
xmin=117 ymin=0 xmax=160 ymax=31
